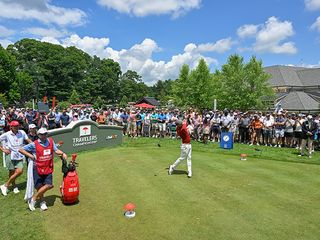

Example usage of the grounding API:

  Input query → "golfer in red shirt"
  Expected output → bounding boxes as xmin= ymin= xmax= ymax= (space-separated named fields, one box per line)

xmin=168 ymin=120 xmax=192 ymax=178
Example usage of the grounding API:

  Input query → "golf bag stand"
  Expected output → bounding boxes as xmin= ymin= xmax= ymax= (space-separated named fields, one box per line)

xmin=60 ymin=153 xmax=79 ymax=204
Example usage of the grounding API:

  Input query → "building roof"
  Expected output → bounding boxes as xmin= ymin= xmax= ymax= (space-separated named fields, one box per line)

xmin=136 ymin=97 xmax=160 ymax=106
xmin=277 ymin=91 xmax=319 ymax=111
xmin=264 ymin=65 xmax=320 ymax=88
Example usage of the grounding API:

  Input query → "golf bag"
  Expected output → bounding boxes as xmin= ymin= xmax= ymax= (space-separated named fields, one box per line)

xmin=60 ymin=154 xmax=79 ymax=204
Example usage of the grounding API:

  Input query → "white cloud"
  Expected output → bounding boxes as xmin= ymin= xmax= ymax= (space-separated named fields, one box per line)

xmin=237 ymin=24 xmax=258 ymax=38
xmin=311 ymin=16 xmax=320 ymax=31
xmin=41 ymin=36 xmax=60 ymax=45
xmin=305 ymin=0 xmax=320 ymax=10
xmin=0 ymin=25 xmax=15 ymax=37
xmin=45 ymin=34 xmax=217 ymax=85
xmin=0 ymin=0 xmax=86 ymax=26
xmin=97 ymin=0 xmax=201 ymax=17
xmin=254 ymin=17 xmax=297 ymax=54
xmin=238 ymin=17 xmax=297 ymax=54
xmin=197 ymin=38 xmax=234 ymax=53
xmin=62 ymin=34 xmax=110 ymax=57
xmin=0 ymin=39 xmax=14 ymax=48
xmin=24 ymin=27 xmax=69 ymax=38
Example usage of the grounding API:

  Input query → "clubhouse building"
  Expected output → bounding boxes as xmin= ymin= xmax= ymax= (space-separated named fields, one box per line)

xmin=264 ymin=65 xmax=320 ymax=113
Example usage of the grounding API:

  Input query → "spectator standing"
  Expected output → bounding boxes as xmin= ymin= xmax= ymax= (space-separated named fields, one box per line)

xmin=274 ymin=113 xmax=285 ymax=147
xmin=263 ymin=114 xmax=274 ymax=146
xmin=60 ymin=109 xmax=70 ymax=127
xmin=54 ymin=108 xmax=61 ymax=128
xmin=299 ymin=115 xmax=318 ymax=158
xmin=0 ymin=121 xmax=32 ymax=196
xmin=47 ymin=109 xmax=56 ymax=129
xmin=250 ymin=115 xmax=263 ymax=146
xmin=284 ymin=115 xmax=295 ymax=147
xmin=294 ymin=115 xmax=303 ymax=149
xmin=0 ymin=111 xmax=5 ymax=135
xmin=97 ymin=111 xmax=106 ymax=125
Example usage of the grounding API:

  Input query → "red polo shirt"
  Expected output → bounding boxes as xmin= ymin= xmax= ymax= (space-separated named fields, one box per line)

xmin=177 ymin=123 xmax=190 ymax=144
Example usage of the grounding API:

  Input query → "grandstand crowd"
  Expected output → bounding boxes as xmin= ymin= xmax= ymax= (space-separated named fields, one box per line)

xmin=0 ymin=106 xmax=319 ymax=157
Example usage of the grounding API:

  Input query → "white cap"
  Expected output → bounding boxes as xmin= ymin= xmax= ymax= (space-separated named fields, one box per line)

xmin=307 ymin=115 xmax=313 ymax=120
xmin=37 ymin=127 xmax=48 ymax=135
xmin=206 ymin=114 xmax=210 ymax=118
xmin=29 ymin=124 xmax=36 ymax=129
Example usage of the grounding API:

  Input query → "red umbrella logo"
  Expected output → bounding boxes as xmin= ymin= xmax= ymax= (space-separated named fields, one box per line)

xmin=82 ymin=127 xmax=89 ymax=134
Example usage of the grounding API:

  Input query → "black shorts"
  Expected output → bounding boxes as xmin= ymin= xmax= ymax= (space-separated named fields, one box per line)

xmin=284 ymin=132 xmax=294 ymax=138
xmin=294 ymin=132 xmax=302 ymax=139
xmin=33 ymin=167 xmax=53 ymax=189
xmin=212 ymin=126 xmax=220 ymax=134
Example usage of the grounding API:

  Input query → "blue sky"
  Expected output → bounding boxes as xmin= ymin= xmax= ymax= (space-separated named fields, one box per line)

xmin=1 ymin=0 xmax=320 ymax=84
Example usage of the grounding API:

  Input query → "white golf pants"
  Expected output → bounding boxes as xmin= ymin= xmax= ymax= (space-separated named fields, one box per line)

xmin=172 ymin=143 xmax=192 ymax=174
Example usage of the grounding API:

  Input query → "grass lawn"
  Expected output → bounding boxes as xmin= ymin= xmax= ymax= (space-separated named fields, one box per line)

xmin=1 ymin=137 xmax=320 ymax=240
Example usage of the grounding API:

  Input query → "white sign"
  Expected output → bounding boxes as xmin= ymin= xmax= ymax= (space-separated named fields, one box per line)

xmin=79 ymin=125 xmax=91 ymax=137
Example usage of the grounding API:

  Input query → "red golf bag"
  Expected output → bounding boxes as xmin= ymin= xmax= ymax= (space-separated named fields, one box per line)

xmin=60 ymin=154 xmax=79 ymax=204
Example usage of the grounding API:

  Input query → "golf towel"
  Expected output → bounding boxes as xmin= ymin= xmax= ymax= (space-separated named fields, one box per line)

xmin=24 ymin=159 xmax=34 ymax=202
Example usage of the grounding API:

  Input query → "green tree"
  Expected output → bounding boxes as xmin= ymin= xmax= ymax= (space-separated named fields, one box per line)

xmin=68 ymin=89 xmax=81 ymax=104
xmin=0 ymin=93 xmax=8 ymax=108
xmin=150 ymin=79 xmax=173 ymax=103
xmin=215 ymin=54 xmax=274 ymax=110
xmin=119 ymin=95 xmax=128 ymax=107
xmin=8 ymin=71 xmax=34 ymax=104
xmin=119 ymin=70 xmax=150 ymax=102
xmin=171 ymin=64 xmax=191 ymax=107
xmin=0 ymin=45 xmax=16 ymax=99
xmin=188 ymin=59 xmax=214 ymax=109
xmin=171 ymin=59 xmax=215 ymax=109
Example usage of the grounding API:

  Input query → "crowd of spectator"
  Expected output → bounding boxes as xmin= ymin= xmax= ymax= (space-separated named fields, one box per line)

xmin=0 ymin=106 xmax=319 ymax=157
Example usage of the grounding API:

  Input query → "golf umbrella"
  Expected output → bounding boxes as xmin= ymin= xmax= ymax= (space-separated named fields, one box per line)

xmin=134 ymin=103 xmax=155 ymax=109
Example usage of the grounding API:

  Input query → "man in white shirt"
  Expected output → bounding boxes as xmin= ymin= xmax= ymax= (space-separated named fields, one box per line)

xmin=0 ymin=121 xmax=32 ymax=196
xmin=263 ymin=114 xmax=274 ymax=146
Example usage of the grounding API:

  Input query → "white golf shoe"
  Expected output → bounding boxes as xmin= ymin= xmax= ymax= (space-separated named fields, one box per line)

xmin=13 ymin=187 xmax=20 ymax=194
xmin=28 ymin=199 xmax=36 ymax=211
xmin=187 ymin=172 xmax=192 ymax=178
xmin=0 ymin=185 xmax=8 ymax=196
xmin=40 ymin=201 xmax=48 ymax=211
xmin=168 ymin=165 xmax=174 ymax=175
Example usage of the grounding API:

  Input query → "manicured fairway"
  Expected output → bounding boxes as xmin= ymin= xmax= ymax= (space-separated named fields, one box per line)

xmin=1 ymin=138 xmax=320 ymax=240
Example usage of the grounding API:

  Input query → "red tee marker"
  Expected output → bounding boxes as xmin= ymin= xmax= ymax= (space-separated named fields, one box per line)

xmin=124 ymin=203 xmax=136 ymax=212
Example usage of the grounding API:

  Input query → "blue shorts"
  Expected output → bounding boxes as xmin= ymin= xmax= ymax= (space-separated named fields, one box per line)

xmin=33 ymin=167 xmax=53 ymax=189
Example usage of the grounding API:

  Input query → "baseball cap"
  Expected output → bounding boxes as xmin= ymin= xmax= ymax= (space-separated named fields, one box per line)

xmin=9 ymin=121 xmax=20 ymax=127
xmin=37 ymin=127 xmax=48 ymax=135
xmin=307 ymin=115 xmax=313 ymax=120
xmin=29 ymin=124 xmax=36 ymax=129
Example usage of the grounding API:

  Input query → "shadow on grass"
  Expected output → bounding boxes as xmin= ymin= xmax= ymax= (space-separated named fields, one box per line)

xmin=15 ymin=181 xmax=27 ymax=191
xmin=43 ymin=195 xmax=60 ymax=207
xmin=171 ymin=170 xmax=188 ymax=175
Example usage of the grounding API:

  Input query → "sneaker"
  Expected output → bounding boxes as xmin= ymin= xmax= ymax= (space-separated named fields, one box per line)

xmin=249 ymin=143 xmax=253 ymax=146
xmin=298 ymin=154 xmax=303 ymax=157
xmin=278 ymin=145 xmax=281 ymax=148
xmin=40 ymin=201 xmax=48 ymax=211
xmin=168 ymin=165 xmax=174 ymax=175
xmin=257 ymin=143 xmax=260 ymax=146
xmin=13 ymin=187 xmax=20 ymax=194
xmin=308 ymin=155 xmax=312 ymax=159
xmin=28 ymin=199 xmax=36 ymax=211
xmin=187 ymin=172 xmax=192 ymax=178
xmin=0 ymin=185 xmax=8 ymax=196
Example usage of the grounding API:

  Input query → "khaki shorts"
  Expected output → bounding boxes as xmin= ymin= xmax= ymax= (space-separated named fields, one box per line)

xmin=5 ymin=155 xmax=24 ymax=170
